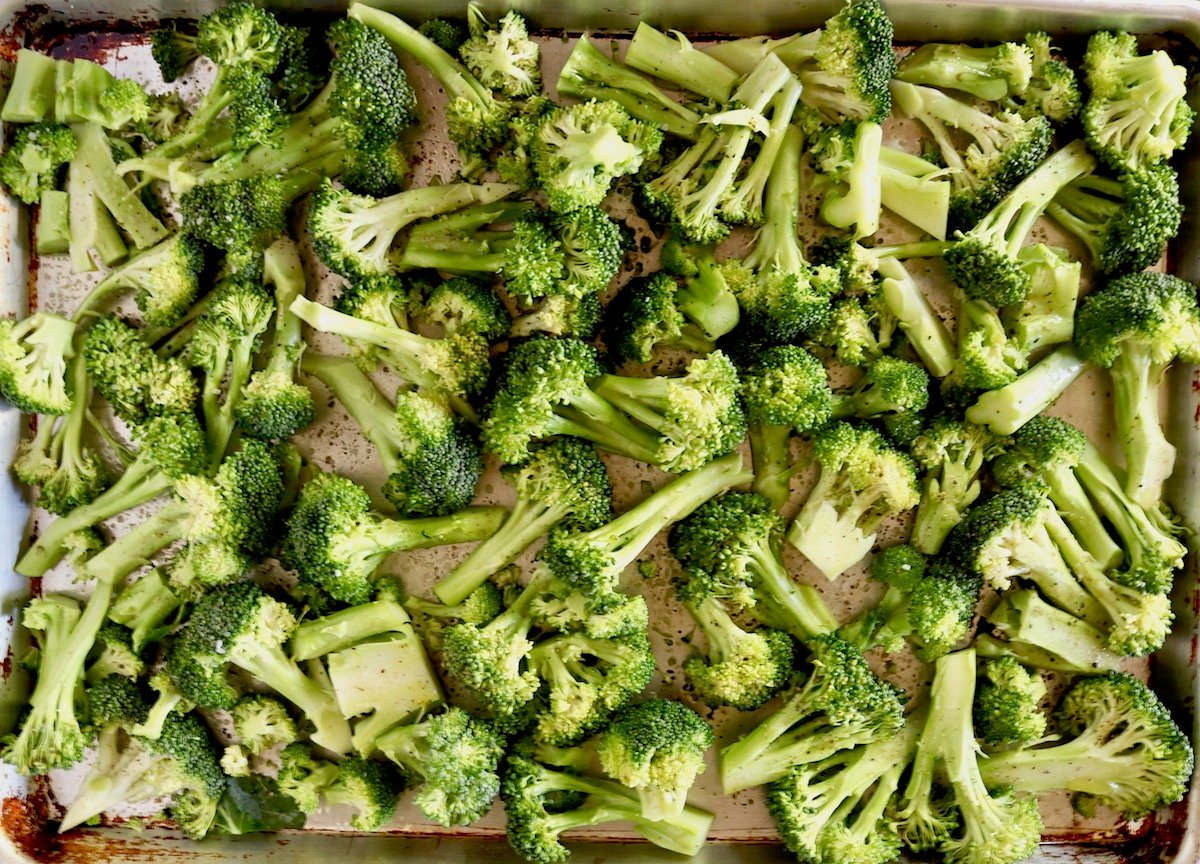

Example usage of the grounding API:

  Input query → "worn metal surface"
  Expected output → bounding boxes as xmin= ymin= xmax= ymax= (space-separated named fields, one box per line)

xmin=0 ymin=0 xmax=1197 ymax=861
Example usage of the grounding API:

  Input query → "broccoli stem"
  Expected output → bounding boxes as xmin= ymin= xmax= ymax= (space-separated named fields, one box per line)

xmin=73 ymin=122 xmax=169 ymax=251
xmin=701 ymin=32 xmax=821 ymax=76
xmin=1109 ymin=350 xmax=1175 ymax=508
xmin=290 ymin=596 xmax=413 ymax=661
xmin=624 ymin=22 xmax=739 ymax=103
xmin=877 ymin=258 xmax=955 ymax=379
xmin=151 ymin=65 xmax=240 ymax=160
xmin=261 ymin=239 xmax=308 ymax=377
xmin=749 ymin=423 xmax=794 ymax=512
xmin=1041 ymin=462 xmax=1122 ymax=572
xmin=82 ymin=502 xmax=196 ymax=586
xmin=348 ymin=507 xmax=507 ymax=559
xmin=108 ymin=569 xmax=183 ymax=650
xmin=878 ymin=147 xmax=951 ymax=240
xmin=557 ymin=36 xmax=701 ymax=141
xmin=979 ymin=720 xmax=1143 ymax=796
xmin=745 ymin=120 xmax=805 ymax=274
xmin=675 ymin=257 xmax=740 ymax=340
xmin=58 ymin=743 xmax=163 ymax=833
xmin=838 ymin=584 xmax=906 ymax=651
xmin=744 ymin=542 xmax=838 ymax=640
xmin=965 ymin=345 xmax=1088 ymax=435
xmin=983 ymin=590 xmax=1123 ymax=674
xmin=721 ymin=77 xmax=802 ymax=225
xmin=392 ymin=202 xmax=521 ymax=272
xmin=235 ymin=642 xmax=352 ymax=755
xmin=547 ymin=388 xmax=664 ymax=466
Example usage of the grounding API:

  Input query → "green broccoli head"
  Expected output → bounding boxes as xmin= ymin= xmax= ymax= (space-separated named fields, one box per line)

xmin=555 ymin=206 xmax=625 ymax=298
xmin=0 ymin=313 xmax=77 ymax=415
xmin=151 ymin=23 xmax=200 ymax=82
xmin=0 ymin=122 xmax=76 ymax=205
xmin=230 ymin=693 xmax=298 ymax=756
xmin=803 ymin=0 xmax=897 ymax=124
xmin=419 ymin=275 xmax=510 ymax=341
xmin=682 ymin=595 xmax=793 ymax=711
xmin=383 ymin=389 xmax=484 ymax=517
xmin=83 ymin=315 xmax=196 ymax=423
xmin=741 ymin=344 xmax=833 ymax=434
xmin=973 ymin=656 xmax=1047 ymax=748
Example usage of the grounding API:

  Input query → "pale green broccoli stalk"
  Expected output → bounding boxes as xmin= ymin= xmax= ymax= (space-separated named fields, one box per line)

xmin=624 ymin=22 xmax=738 ymax=102
xmin=965 ymin=345 xmax=1088 ymax=435
xmin=897 ymin=41 xmax=1033 ymax=101
xmin=1000 ymin=244 xmax=1081 ymax=357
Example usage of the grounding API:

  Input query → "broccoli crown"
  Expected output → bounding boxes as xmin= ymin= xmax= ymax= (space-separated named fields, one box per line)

xmin=180 ymin=175 xmax=286 ymax=274
xmin=87 ymin=622 xmax=144 ymax=682
xmin=0 ymin=122 xmax=76 ymax=205
xmin=597 ymin=698 xmax=712 ymax=817
xmin=906 ymin=558 xmax=982 ymax=660
xmin=1073 ymin=271 xmax=1200 ymax=368
xmin=530 ymin=579 xmax=648 ymax=640
xmin=670 ymin=491 xmax=782 ymax=605
xmin=505 ymin=438 xmax=614 ymax=531
xmin=555 ymin=206 xmax=625 ymax=298
xmin=277 ymin=741 xmax=340 ymax=813
xmin=376 ymin=706 xmax=506 ymax=826
xmin=531 ymin=100 xmax=663 ymax=213
xmin=326 ymin=17 xmax=418 ymax=144
xmin=832 ymin=356 xmax=930 ymax=419
xmin=808 ymin=421 xmax=920 ymax=524
xmin=1047 ymin=163 xmax=1180 ymax=276
xmin=608 ymin=272 xmax=688 ymax=364
xmin=725 ymin=259 xmax=838 ymax=345
xmin=682 ymin=596 xmax=794 ymax=710
xmin=325 ymin=756 xmax=403 ymax=830
xmin=381 ymin=391 xmax=483 ymax=517
xmin=0 ymin=313 xmax=77 ymax=415
xmin=420 ymin=276 xmax=509 ymax=341
xmin=945 ymin=481 xmax=1051 ymax=590
xmin=511 ymin=293 xmax=603 ymax=340
xmin=138 ymin=412 xmax=210 ymax=480
xmin=1082 ymin=31 xmax=1193 ymax=171
xmin=279 ymin=472 xmax=377 ymax=603
xmin=459 ymin=8 xmax=541 ymax=97
xmin=419 ymin=18 xmax=467 ymax=54
xmin=83 ymin=315 xmax=197 ymax=423
xmin=85 ymin=673 xmax=148 ymax=729
xmin=141 ymin=712 xmax=227 ymax=834
xmin=502 ymin=210 xmax=566 ymax=303
xmin=972 ymin=656 xmax=1046 ymax=747
xmin=334 ymin=273 xmax=411 ymax=355
xmin=230 ymin=693 xmax=297 ymax=756
xmin=196 ymin=0 xmax=284 ymax=71
xmin=151 ymin=23 xmax=200 ymax=82
xmin=740 ymin=344 xmax=833 ymax=434
xmin=235 ymin=363 xmax=318 ymax=443
xmin=990 ymin=414 xmax=1083 ymax=485
xmin=111 ymin=234 xmax=207 ymax=330
xmin=870 ymin=544 xmax=926 ymax=592
xmin=806 ymin=0 xmax=897 ymax=124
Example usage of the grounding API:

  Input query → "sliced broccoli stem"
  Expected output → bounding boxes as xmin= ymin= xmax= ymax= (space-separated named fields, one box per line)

xmin=747 ymin=542 xmax=838 ymax=639
xmin=58 ymin=742 xmax=164 ymax=832
xmin=1109 ymin=350 xmax=1174 ymax=508
xmin=982 ymin=590 xmax=1123 ymax=674
xmin=73 ymin=122 xmax=169 ymax=251
xmin=1043 ymin=176 xmax=1121 ymax=264
xmin=261 ymin=239 xmax=308 ymax=376
xmin=676 ymin=258 xmax=740 ymax=340
xmin=878 ymin=146 xmax=950 ymax=239
xmin=721 ymin=77 xmax=802 ymax=225
xmin=624 ymin=22 xmax=738 ymax=103
xmin=965 ymin=345 xmax=1088 ymax=435
xmin=290 ymin=596 xmax=412 ymax=661
xmin=545 ymin=387 xmax=664 ymax=466
xmin=300 ymin=353 xmax=406 ymax=478
xmin=749 ymin=423 xmax=794 ymax=512
xmin=235 ymin=642 xmax=351 ymax=754
xmin=979 ymin=719 xmax=1146 ymax=796
xmin=349 ymin=507 xmax=507 ymax=558
xmin=557 ymin=36 xmax=701 ymax=140
xmin=1042 ymin=464 xmax=1122 ymax=572
xmin=83 ymin=501 xmax=194 ymax=586
xmin=744 ymin=118 xmax=805 ymax=274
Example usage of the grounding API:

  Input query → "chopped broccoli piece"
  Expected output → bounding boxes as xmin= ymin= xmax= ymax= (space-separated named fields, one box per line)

xmin=0 ymin=122 xmax=76 ymax=205
xmin=897 ymin=41 xmax=1033 ymax=101
xmin=459 ymin=5 xmax=541 ymax=97
xmin=681 ymin=595 xmax=793 ymax=711
xmin=973 ymin=657 xmax=1047 ymax=748
xmin=231 ymin=694 xmax=297 ymax=756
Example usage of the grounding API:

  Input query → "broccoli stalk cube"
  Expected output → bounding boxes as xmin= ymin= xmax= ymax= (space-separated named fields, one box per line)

xmin=1 ymin=49 xmax=59 ymax=122
xmin=36 ymin=189 xmax=71 ymax=255
xmin=877 ymin=257 xmax=955 ymax=378
xmin=878 ymin=145 xmax=951 ymax=239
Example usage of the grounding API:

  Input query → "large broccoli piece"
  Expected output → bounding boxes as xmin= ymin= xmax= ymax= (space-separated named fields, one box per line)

xmin=719 ymin=634 xmax=904 ymax=794
xmin=608 ymin=269 xmax=739 ymax=364
xmin=277 ymin=743 xmax=402 ymax=829
xmin=681 ymin=594 xmax=793 ymax=711
xmin=0 ymin=312 xmax=77 ymax=415
xmin=897 ymin=40 xmax=1034 ymax=101
xmin=459 ymin=5 xmax=540 ymax=97
xmin=73 ymin=233 xmax=207 ymax=330
xmin=1073 ymin=271 xmax=1200 ymax=507
xmin=972 ymin=657 xmax=1047 ymax=749
xmin=787 ymin=422 xmax=919 ymax=580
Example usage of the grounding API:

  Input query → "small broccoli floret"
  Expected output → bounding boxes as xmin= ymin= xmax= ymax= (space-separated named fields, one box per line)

xmin=596 ymin=699 xmax=712 ymax=820
xmin=541 ymin=452 xmax=751 ymax=611
xmin=719 ymin=633 xmax=904 ymax=794
xmin=682 ymin=595 xmax=793 ymax=711
xmin=990 ymin=416 xmax=1121 ymax=571
xmin=501 ymin=736 xmax=715 ymax=862
xmin=0 ymin=312 xmax=77 ymax=415
xmin=332 ymin=275 xmax=411 ymax=368
xmin=277 ymin=741 xmax=340 ymax=814
xmin=179 ymin=174 xmax=288 ymax=276
xmin=671 ymin=491 xmax=838 ymax=640
xmin=301 ymin=354 xmax=483 ymax=515
xmin=436 ymin=438 xmax=611 ymax=606
xmin=909 ymin=418 xmax=1007 ymax=554
xmin=556 ymin=35 xmax=703 ymax=141
xmin=811 ymin=293 xmax=895 ymax=368
xmin=740 ymin=344 xmax=833 ymax=511
xmin=0 ymin=122 xmax=76 ymax=204
xmin=964 ymin=344 xmax=1088 ymax=436
xmin=979 ymin=671 xmax=1194 ymax=818
xmin=419 ymin=17 xmax=467 ymax=53
xmin=83 ymin=314 xmax=196 ymax=425
xmin=996 ymin=243 xmax=1081 ymax=360
xmin=767 ymin=726 xmax=916 ymax=864
xmin=1082 ymin=32 xmax=1193 ymax=171
xmin=75 ymin=233 xmax=206 ymax=331
xmin=374 ymin=706 xmax=505 ymax=826
xmin=1046 ymin=163 xmax=1180 ymax=276
xmin=281 ymin=471 xmax=505 ymax=605
xmin=1018 ymin=33 xmax=1081 ymax=123
xmin=1073 ymin=271 xmax=1200 ymax=507
xmin=350 ymin=3 xmax=512 ymax=153
xmin=530 ymin=100 xmax=661 ymax=214
xmin=890 ymin=79 xmax=1053 ymax=230
xmin=459 ymin=5 xmax=540 ymax=97
xmin=85 ymin=622 xmax=144 ymax=683
xmin=943 ymin=139 xmax=1096 ymax=306
xmin=231 ymin=694 xmax=297 ymax=756
xmin=787 ymin=423 xmax=920 ymax=581
xmin=897 ymin=41 xmax=1033 ymax=101
xmin=234 ymin=238 xmax=317 ymax=441
xmin=327 ymin=754 xmax=404 ymax=830
xmin=978 ymin=589 xmax=1124 ymax=675
xmin=293 ymin=295 xmax=491 ymax=398
xmin=418 ymin=276 xmax=509 ymax=342
xmin=151 ymin=22 xmax=199 ymax=82
xmin=973 ymin=657 xmax=1047 ymax=748
xmin=894 ymin=649 xmax=1043 ymax=864
xmin=811 ymin=120 xmax=884 ymax=239
xmin=510 ymin=293 xmax=603 ymax=340
xmin=608 ymin=271 xmax=730 ymax=362
xmin=58 ymin=710 xmax=225 ymax=838
xmin=831 ymin=356 xmax=929 ymax=421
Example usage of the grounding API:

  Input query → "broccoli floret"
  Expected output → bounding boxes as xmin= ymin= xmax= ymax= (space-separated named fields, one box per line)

xmin=1019 ymin=32 xmax=1081 ymax=123
xmin=151 ymin=22 xmax=199 ymax=82
xmin=973 ymin=657 xmax=1047 ymax=748
xmin=943 ymin=139 xmax=1096 ymax=307
xmin=553 ymin=206 xmax=626 ymax=298
xmin=83 ymin=314 xmax=196 ymax=425
xmin=893 ymin=649 xmax=1043 ymax=864
xmin=435 ymin=438 xmax=611 ymax=606
xmin=332 ymin=274 xmax=411 ymax=368
xmin=890 ymin=79 xmax=1052 ymax=230
xmin=540 ymin=452 xmax=751 ymax=612
xmin=609 ymin=272 xmax=715 ymax=362
xmin=58 ymin=710 xmax=225 ymax=838
xmin=1073 ymin=271 xmax=1200 ymax=507
xmin=220 ymin=743 xmax=250 ymax=777
xmin=767 ymin=726 xmax=916 ymax=864
xmin=719 ymin=633 xmax=904 ymax=794
xmin=418 ymin=276 xmax=510 ymax=342
xmin=945 ymin=295 xmax=1028 ymax=393
xmin=299 ymin=749 xmax=402 ymax=830
xmin=405 ymin=582 xmax=504 ymax=650
xmin=0 ymin=312 xmax=77 ymax=415
xmin=234 ymin=239 xmax=317 ymax=441
xmin=964 ymin=344 xmax=1088 ymax=436
xmin=681 ymin=595 xmax=793 ymax=711
xmin=909 ymin=418 xmax=1007 ymax=555
xmin=787 ymin=422 xmax=920 ymax=580
xmin=990 ymin=416 xmax=1121 ymax=571
xmin=831 ymin=356 xmax=930 ymax=420
xmin=740 ymin=345 xmax=833 ymax=510
xmin=374 ymin=707 xmax=505 ymax=826
xmin=281 ymin=471 xmax=503 ymax=604
xmin=596 ymin=699 xmax=712 ymax=820
xmin=811 ymin=120 xmax=884 ymax=238
xmin=419 ymin=17 xmax=467 ymax=53
xmin=1045 ymin=163 xmax=1180 ymax=276
xmin=500 ymin=736 xmax=715 ymax=862
xmin=349 ymin=2 xmax=513 ymax=153
xmin=276 ymin=741 xmax=340 ymax=814
xmin=75 ymin=233 xmax=206 ymax=330
xmin=165 ymin=581 xmax=351 ymax=754
xmin=979 ymin=671 xmax=1194 ymax=818
xmin=897 ymin=41 xmax=1034 ymax=101
xmin=811 ymin=293 xmax=897 ymax=368
xmin=293 ymin=295 xmax=491 ymax=398
xmin=671 ymin=491 xmax=838 ymax=640
xmin=459 ymin=5 xmax=540 ymax=97
xmin=85 ymin=622 xmax=144 ymax=683
xmin=510 ymin=293 xmax=604 ymax=340
xmin=0 ymin=122 xmax=76 ymax=205
xmin=978 ymin=589 xmax=1124 ymax=675
xmin=300 ymin=354 xmax=483 ymax=515
xmin=1082 ymin=32 xmax=1193 ymax=171
xmin=556 ymin=35 xmax=703 ymax=141
xmin=179 ymin=175 xmax=290 ymax=276
xmin=999 ymin=243 xmax=1081 ymax=358
xmin=230 ymin=694 xmax=297 ymax=756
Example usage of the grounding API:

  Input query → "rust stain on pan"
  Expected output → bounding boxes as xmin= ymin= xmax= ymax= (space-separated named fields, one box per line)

xmin=2 ymin=796 xmax=56 ymax=862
